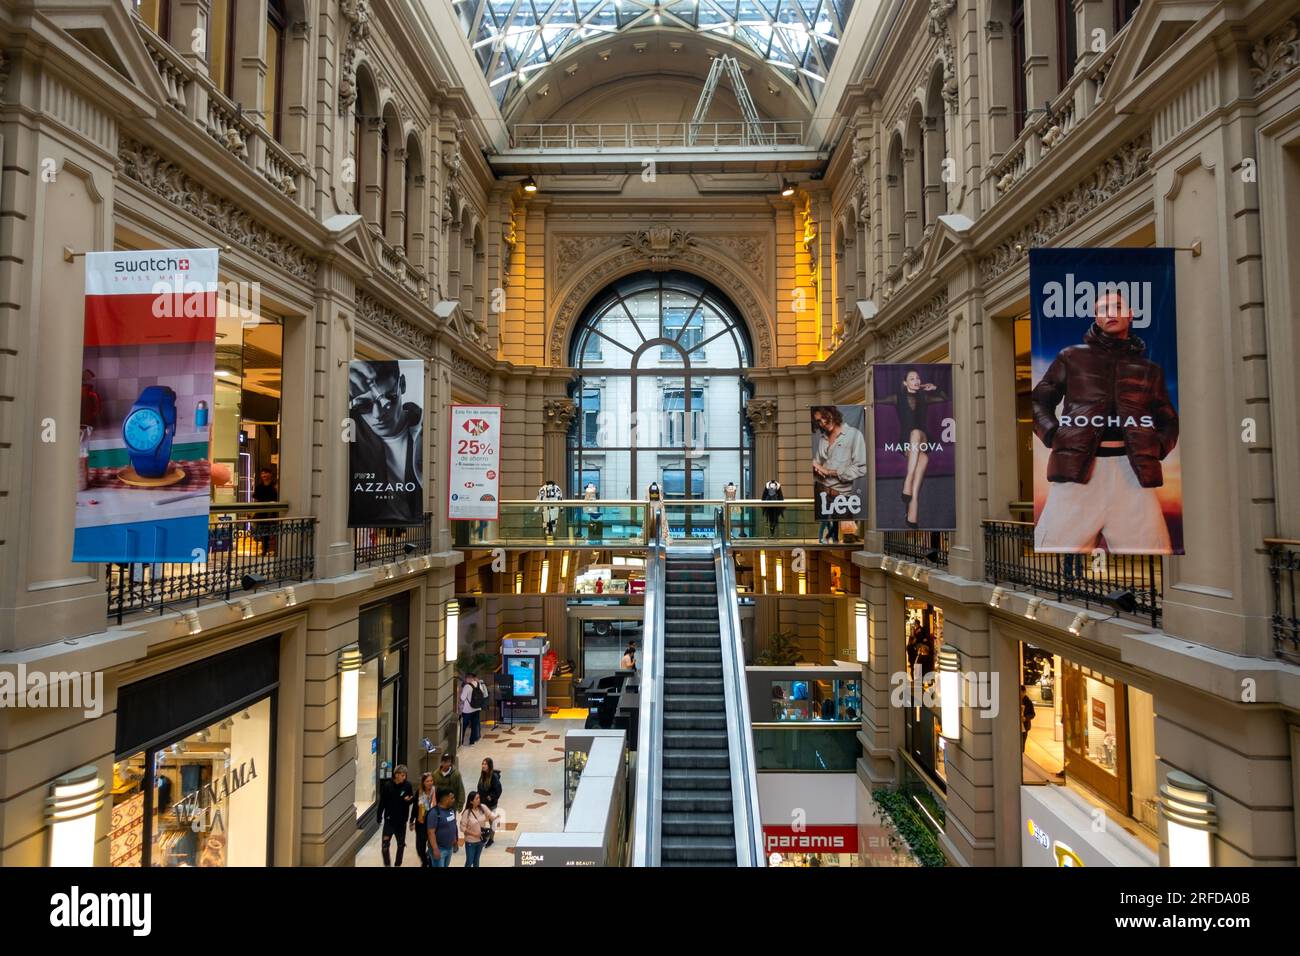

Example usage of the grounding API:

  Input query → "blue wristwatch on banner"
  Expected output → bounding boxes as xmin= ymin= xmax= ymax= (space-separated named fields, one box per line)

xmin=122 ymin=385 xmax=177 ymax=478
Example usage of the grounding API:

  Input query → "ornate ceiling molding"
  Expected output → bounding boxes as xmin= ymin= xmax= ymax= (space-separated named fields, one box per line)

xmin=548 ymin=246 xmax=773 ymax=368
xmin=977 ymin=132 xmax=1152 ymax=284
xmin=355 ymin=291 xmax=433 ymax=355
xmin=117 ymin=138 xmax=319 ymax=284
xmin=1251 ymin=17 xmax=1299 ymax=93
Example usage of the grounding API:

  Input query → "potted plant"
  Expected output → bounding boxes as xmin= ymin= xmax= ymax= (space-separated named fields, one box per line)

xmin=756 ymin=631 xmax=805 ymax=666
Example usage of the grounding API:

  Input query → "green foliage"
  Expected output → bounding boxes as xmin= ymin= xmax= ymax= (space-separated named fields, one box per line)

xmin=456 ymin=636 xmax=498 ymax=680
xmin=755 ymin=630 xmax=805 ymax=666
xmin=872 ymin=789 xmax=947 ymax=867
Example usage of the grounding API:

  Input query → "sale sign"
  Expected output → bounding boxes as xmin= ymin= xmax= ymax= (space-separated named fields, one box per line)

xmin=448 ymin=404 xmax=502 ymax=520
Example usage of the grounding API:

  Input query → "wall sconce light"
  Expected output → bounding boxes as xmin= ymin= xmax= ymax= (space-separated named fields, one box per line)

xmin=540 ymin=558 xmax=550 ymax=593
xmin=1160 ymin=771 xmax=1217 ymax=867
xmin=1024 ymin=597 xmax=1042 ymax=620
xmin=937 ymin=647 xmax=961 ymax=742
xmin=1068 ymin=612 xmax=1089 ymax=636
xmin=775 ymin=557 xmax=784 ymax=592
xmin=797 ymin=571 xmax=806 ymax=595
xmin=854 ymin=600 xmax=869 ymax=665
xmin=284 ymin=585 xmax=297 ymax=606
xmin=989 ymin=586 xmax=1006 ymax=608
xmin=445 ymin=600 xmax=460 ymax=663
xmin=238 ymin=599 xmax=254 ymax=620
xmin=183 ymin=610 xmax=202 ymax=635
xmin=514 ymin=571 xmax=523 ymax=594
xmin=338 ymin=645 xmax=362 ymax=739
xmin=560 ymin=551 xmax=570 ymax=585
xmin=46 ymin=765 xmax=105 ymax=867
xmin=758 ymin=550 xmax=767 ymax=591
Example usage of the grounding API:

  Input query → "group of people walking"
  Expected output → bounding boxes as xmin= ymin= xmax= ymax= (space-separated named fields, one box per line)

xmin=375 ymin=752 xmax=505 ymax=867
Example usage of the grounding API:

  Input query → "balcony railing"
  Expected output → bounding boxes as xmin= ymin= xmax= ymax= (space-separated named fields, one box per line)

xmin=983 ymin=520 xmax=1162 ymax=627
xmin=1266 ymin=539 xmax=1300 ymax=663
xmin=509 ymin=121 xmax=806 ymax=151
xmin=883 ymin=531 xmax=950 ymax=568
xmin=752 ymin=722 xmax=861 ymax=772
xmin=106 ymin=511 xmax=315 ymax=623
xmin=353 ymin=515 xmax=433 ymax=570
xmin=724 ymin=500 xmax=857 ymax=545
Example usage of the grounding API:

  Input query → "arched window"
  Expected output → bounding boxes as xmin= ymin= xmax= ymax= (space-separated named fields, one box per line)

xmin=568 ymin=272 xmax=753 ymax=515
xmin=886 ymin=134 xmax=905 ymax=266
xmin=403 ymin=136 xmax=421 ymax=255
xmin=1011 ymin=0 xmax=1028 ymax=136
xmin=925 ymin=66 xmax=949 ymax=222
xmin=264 ymin=0 xmax=287 ymax=141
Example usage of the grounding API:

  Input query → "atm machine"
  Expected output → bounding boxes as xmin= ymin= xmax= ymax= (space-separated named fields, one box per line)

xmin=501 ymin=633 xmax=548 ymax=721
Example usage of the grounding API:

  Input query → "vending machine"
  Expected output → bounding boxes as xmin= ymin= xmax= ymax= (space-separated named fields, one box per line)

xmin=501 ymin=633 xmax=548 ymax=721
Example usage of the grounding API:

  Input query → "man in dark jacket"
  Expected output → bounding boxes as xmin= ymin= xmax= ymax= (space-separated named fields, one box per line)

xmin=1031 ymin=291 xmax=1178 ymax=554
xmin=376 ymin=764 xmax=415 ymax=866
xmin=430 ymin=753 xmax=465 ymax=812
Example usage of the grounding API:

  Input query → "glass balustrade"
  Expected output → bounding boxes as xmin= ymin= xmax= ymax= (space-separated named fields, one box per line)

xmin=751 ymin=723 xmax=862 ymax=772
xmin=454 ymin=500 xmax=649 ymax=547
xmin=724 ymin=500 xmax=829 ymax=544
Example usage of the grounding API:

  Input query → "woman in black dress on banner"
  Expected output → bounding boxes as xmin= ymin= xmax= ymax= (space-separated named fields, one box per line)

xmin=876 ymin=368 xmax=947 ymax=529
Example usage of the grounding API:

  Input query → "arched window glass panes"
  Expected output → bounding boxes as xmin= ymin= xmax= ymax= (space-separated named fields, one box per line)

xmin=568 ymin=272 xmax=753 ymax=523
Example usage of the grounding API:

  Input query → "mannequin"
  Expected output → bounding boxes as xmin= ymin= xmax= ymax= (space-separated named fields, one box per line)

xmin=584 ymin=482 xmax=601 ymax=540
xmin=535 ymin=479 xmax=563 ymax=537
xmin=761 ymin=479 xmax=785 ymax=537
xmin=724 ymin=482 xmax=738 ymax=502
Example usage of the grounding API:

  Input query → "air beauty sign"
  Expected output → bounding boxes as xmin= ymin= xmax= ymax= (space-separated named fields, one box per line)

xmin=74 ymin=249 xmax=218 ymax=563
xmin=448 ymin=404 xmax=502 ymax=520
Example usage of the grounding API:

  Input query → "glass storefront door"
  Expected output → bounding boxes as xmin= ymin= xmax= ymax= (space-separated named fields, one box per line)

xmin=1062 ymin=661 xmax=1130 ymax=812
xmin=354 ymin=593 xmax=410 ymax=823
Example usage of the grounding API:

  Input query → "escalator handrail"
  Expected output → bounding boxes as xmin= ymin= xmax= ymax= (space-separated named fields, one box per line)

xmin=631 ymin=508 xmax=667 ymax=866
xmin=714 ymin=533 xmax=767 ymax=867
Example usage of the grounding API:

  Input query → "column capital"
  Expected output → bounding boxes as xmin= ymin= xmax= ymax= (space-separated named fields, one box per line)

xmin=746 ymin=398 xmax=779 ymax=433
xmin=543 ymin=397 xmax=577 ymax=433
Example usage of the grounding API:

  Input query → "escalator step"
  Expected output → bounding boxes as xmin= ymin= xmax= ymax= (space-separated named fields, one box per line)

xmin=661 ymin=812 xmax=736 ymax=836
xmin=663 ymin=770 xmax=732 ymax=790
xmin=662 ymin=792 xmax=733 ymax=813
xmin=664 ymin=663 xmax=722 ymax=678
xmin=664 ymin=751 xmax=730 ymax=770
xmin=663 ymin=694 xmax=724 ymax=708
xmin=662 ymin=730 xmax=728 ymax=748
xmin=665 ymin=649 xmax=723 ymax=663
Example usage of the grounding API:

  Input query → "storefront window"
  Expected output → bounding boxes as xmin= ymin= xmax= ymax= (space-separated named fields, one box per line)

xmin=211 ymin=309 xmax=283 ymax=504
xmin=768 ymin=678 xmax=860 ymax=721
xmin=903 ymin=597 xmax=946 ymax=787
xmin=354 ymin=594 xmax=410 ymax=822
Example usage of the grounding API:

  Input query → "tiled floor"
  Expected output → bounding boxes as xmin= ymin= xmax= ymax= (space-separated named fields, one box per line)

xmin=356 ymin=716 xmax=587 ymax=869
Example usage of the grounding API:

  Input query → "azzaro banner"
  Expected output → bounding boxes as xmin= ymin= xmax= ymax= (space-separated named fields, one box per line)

xmin=872 ymin=363 xmax=956 ymax=531
xmin=347 ymin=359 xmax=426 ymax=527
xmin=74 ymin=249 xmax=219 ymax=563
xmin=448 ymin=405 xmax=502 ymax=521
xmin=811 ymin=405 xmax=868 ymax=537
xmin=1029 ymin=248 xmax=1183 ymax=555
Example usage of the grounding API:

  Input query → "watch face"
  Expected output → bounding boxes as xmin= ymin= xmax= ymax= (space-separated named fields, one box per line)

xmin=124 ymin=408 xmax=165 ymax=451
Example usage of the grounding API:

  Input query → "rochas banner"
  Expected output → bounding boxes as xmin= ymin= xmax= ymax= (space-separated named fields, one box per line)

xmin=1029 ymin=248 xmax=1182 ymax=555
xmin=347 ymin=359 xmax=425 ymax=528
xmin=448 ymin=404 xmax=502 ymax=521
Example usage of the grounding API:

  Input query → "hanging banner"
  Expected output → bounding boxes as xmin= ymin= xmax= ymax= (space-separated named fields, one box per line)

xmin=811 ymin=405 xmax=868 ymax=536
xmin=347 ymin=359 xmax=425 ymax=527
xmin=1029 ymin=248 xmax=1182 ymax=554
xmin=74 ymin=249 xmax=219 ymax=563
xmin=872 ymin=363 xmax=956 ymax=531
xmin=448 ymin=404 xmax=502 ymax=521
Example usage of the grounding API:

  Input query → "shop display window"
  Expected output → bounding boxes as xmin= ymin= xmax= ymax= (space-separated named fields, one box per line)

xmin=354 ymin=595 xmax=410 ymax=822
xmin=903 ymin=597 xmax=946 ymax=788
xmin=211 ymin=310 xmax=283 ymax=505
xmin=110 ymin=696 xmax=273 ymax=867
xmin=767 ymin=678 xmax=860 ymax=721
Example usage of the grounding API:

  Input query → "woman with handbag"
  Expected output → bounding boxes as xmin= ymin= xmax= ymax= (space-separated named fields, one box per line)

xmin=477 ymin=758 xmax=503 ymax=846
xmin=412 ymin=772 xmax=435 ymax=867
xmin=460 ymin=790 xmax=498 ymax=867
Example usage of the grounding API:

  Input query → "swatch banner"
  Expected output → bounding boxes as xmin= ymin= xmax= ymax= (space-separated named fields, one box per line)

xmin=448 ymin=404 xmax=502 ymax=521
xmin=872 ymin=363 xmax=956 ymax=531
xmin=810 ymin=405 xmax=868 ymax=521
xmin=348 ymin=359 xmax=426 ymax=527
xmin=74 ymin=249 xmax=219 ymax=563
xmin=1029 ymin=248 xmax=1182 ymax=554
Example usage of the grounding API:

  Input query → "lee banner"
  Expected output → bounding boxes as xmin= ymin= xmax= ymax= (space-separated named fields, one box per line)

xmin=1029 ymin=248 xmax=1182 ymax=554
xmin=348 ymin=359 xmax=426 ymax=527
xmin=448 ymin=404 xmax=502 ymax=521
xmin=811 ymin=405 xmax=868 ymax=527
xmin=872 ymin=363 xmax=956 ymax=531
xmin=74 ymin=249 xmax=219 ymax=563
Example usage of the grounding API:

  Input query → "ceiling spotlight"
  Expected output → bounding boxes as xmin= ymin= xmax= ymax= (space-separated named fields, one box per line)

xmin=1024 ymin=597 xmax=1043 ymax=620
xmin=780 ymin=180 xmax=795 ymax=198
xmin=1068 ymin=612 xmax=1090 ymax=636
xmin=182 ymin=610 xmax=202 ymax=635
xmin=989 ymin=586 xmax=1006 ymax=608
xmin=241 ymin=573 xmax=269 ymax=592
xmin=238 ymin=598 xmax=254 ymax=620
xmin=521 ymin=176 xmax=538 ymax=194
xmin=284 ymin=585 xmax=297 ymax=607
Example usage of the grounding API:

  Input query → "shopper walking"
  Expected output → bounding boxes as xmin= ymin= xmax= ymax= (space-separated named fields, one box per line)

xmin=460 ymin=671 xmax=488 ymax=745
xmin=619 ymin=642 xmax=637 ymax=671
xmin=412 ymin=771 xmax=435 ymax=867
xmin=1020 ymin=685 xmax=1037 ymax=754
xmin=478 ymin=757 xmax=502 ymax=847
xmin=425 ymin=788 xmax=461 ymax=867
xmin=375 ymin=764 xmax=415 ymax=867
xmin=431 ymin=752 xmax=466 ymax=812
xmin=460 ymin=791 xmax=498 ymax=867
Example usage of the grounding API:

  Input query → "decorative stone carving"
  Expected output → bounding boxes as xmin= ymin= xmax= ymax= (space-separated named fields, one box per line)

xmin=622 ymin=224 xmax=696 ymax=271
xmin=710 ymin=236 xmax=766 ymax=283
xmin=831 ymin=351 xmax=867 ymax=393
xmin=556 ymin=235 xmax=622 ymax=283
xmin=543 ymin=398 xmax=578 ymax=433
xmin=879 ymin=290 xmax=949 ymax=355
xmin=450 ymin=350 xmax=491 ymax=390
xmin=338 ymin=0 xmax=370 ymax=115
xmin=929 ymin=0 xmax=960 ymax=113
xmin=978 ymin=133 xmax=1153 ymax=284
xmin=745 ymin=399 xmax=778 ymax=432
xmin=1251 ymin=17 xmax=1299 ymax=92
xmin=355 ymin=291 xmax=433 ymax=355
xmin=117 ymin=138 xmax=318 ymax=283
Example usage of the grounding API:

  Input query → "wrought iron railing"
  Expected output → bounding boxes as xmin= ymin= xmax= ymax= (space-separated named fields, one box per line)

xmin=1266 ymin=539 xmax=1300 ymax=663
xmin=353 ymin=514 xmax=433 ymax=569
xmin=106 ymin=513 xmax=315 ymax=623
xmin=983 ymin=520 xmax=1161 ymax=627
xmin=510 ymin=121 xmax=806 ymax=150
xmin=883 ymin=531 xmax=950 ymax=568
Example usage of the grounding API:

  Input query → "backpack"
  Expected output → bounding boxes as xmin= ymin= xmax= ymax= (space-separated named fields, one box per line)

xmin=469 ymin=680 xmax=487 ymax=709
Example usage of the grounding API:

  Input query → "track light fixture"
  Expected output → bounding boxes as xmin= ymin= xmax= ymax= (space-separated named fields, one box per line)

xmin=1068 ymin=611 xmax=1090 ymax=636
xmin=989 ymin=586 xmax=1006 ymax=608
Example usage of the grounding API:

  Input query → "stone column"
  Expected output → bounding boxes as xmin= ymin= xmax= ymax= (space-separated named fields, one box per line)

xmin=543 ymin=398 xmax=576 ymax=489
xmin=746 ymin=398 xmax=779 ymax=488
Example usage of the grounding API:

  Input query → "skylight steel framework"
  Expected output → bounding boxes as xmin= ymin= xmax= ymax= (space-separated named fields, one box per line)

xmin=453 ymin=0 xmax=854 ymax=109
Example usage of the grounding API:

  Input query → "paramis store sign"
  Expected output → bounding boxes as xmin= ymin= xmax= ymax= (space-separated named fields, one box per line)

xmin=763 ymin=825 xmax=858 ymax=854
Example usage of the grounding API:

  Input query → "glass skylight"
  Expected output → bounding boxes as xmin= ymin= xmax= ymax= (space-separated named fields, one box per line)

xmin=453 ymin=0 xmax=854 ymax=108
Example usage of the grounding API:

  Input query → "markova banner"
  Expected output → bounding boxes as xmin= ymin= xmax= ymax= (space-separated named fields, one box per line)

xmin=448 ymin=404 xmax=502 ymax=521
xmin=74 ymin=249 xmax=219 ymax=563
xmin=347 ymin=359 xmax=426 ymax=527
xmin=811 ymin=405 xmax=868 ymax=525
xmin=1029 ymin=248 xmax=1182 ymax=554
xmin=872 ymin=363 xmax=956 ymax=531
